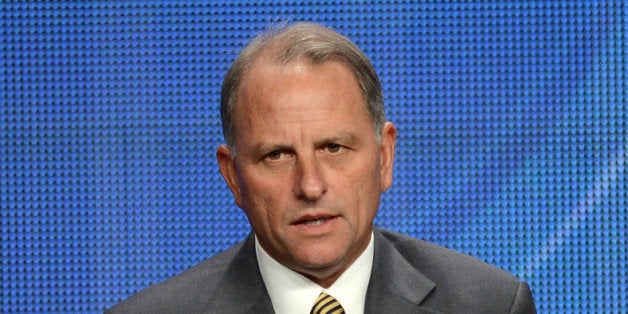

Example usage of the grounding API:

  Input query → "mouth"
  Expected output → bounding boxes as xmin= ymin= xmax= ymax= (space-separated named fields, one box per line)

xmin=302 ymin=217 xmax=331 ymax=226
xmin=293 ymin=214 xmax=338 ymax=227
xmin=291 ymin=213 xmax=340 ymax=236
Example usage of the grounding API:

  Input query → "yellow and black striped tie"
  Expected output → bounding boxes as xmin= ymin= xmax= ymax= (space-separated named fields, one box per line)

xmin=310 ymin=292 xmax=345 ymax=314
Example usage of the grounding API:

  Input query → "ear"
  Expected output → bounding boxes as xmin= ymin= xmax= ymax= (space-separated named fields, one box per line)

xmin=216 ymin=145 xmax=243 ymax=207
xmin=379 ymin=122 xmax=397 ymax=191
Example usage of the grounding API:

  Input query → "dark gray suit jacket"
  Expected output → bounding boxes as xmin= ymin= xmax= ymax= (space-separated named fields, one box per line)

xmin=107 ymin=228 xmax=536 ymax=313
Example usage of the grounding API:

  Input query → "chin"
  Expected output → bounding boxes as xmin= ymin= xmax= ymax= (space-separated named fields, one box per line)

xmin=295 ymin=253 xmax=347 ymax=275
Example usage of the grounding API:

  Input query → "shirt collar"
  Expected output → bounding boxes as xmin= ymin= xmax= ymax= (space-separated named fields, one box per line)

xmin=255 ymin=233 xmax=374 ymax=314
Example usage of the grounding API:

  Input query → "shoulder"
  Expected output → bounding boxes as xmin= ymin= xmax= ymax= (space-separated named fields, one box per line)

xmin=374 ymin=228 xmax=535 ymax=313
xmin=379 ymin=230 xmax=518 ymax=282
xmin=106 ymin=241 xmax=247 ymax=313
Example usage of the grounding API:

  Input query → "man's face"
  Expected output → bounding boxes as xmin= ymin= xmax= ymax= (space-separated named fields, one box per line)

xmin=217 ymin=59 xmax=396 ymax=287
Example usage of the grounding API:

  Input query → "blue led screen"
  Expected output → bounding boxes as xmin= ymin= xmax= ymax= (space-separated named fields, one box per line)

xmin=1 ymin=1 xmax=626 ymax=312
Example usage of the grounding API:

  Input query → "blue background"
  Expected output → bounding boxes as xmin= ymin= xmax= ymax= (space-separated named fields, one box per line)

xmin=1 ymin=1 xmax=626 ymax=313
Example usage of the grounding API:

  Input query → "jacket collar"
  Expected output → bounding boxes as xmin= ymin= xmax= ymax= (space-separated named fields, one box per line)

xmin=365 ymin=228 xmax=437 ymax=313
xmin=219 ymin=229 xmax=437 ymax=313
xmin=209 ymin=233 xmax=275 ymax=313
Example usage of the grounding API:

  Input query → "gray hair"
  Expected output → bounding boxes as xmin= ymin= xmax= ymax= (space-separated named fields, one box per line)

xmin=220 ymin=22 xmax=385 ymax=151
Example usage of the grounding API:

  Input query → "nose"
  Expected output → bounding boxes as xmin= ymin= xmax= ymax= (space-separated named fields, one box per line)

xmin=293 ymin=153 xmax=327 ymax=201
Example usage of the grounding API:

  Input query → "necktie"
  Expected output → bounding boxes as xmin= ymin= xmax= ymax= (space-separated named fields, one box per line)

xmin=310 ymin=292 xmax=345 ymax=314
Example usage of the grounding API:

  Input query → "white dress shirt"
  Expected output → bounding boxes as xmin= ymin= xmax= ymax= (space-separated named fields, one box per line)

xmin=255 ymin=233 xmax=374 ymax=314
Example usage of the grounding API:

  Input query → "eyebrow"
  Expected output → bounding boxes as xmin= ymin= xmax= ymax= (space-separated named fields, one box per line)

xmin=314 ymin=131 xmax=361 ymax=147
xmin=248 ymin=131 xmax=362 ymax=156
xmin=249 ymin=143 xmax=293 ymax=157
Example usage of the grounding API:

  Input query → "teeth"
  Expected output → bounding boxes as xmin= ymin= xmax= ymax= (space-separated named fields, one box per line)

xmin=304 ymin=218 xmax=328 ymax=226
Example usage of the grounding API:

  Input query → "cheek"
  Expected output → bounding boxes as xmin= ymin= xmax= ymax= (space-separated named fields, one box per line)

xmin=350 ymin=155 xmax=381 ymax=188
xmin=357 ymin=161 xmax=383 ymax=213
xmin=238 ymin=172 xmax=288 ymax=221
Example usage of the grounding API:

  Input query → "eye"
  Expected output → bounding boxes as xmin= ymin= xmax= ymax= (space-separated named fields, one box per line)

xmin=266 ymin=151 xmax=283 ymax=160
xmin=325 ymin=143 xmax=342 ymax=153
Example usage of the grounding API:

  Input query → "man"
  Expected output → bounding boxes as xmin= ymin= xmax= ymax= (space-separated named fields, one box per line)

xmin=108 ymin=22 xmax=536 ymax=313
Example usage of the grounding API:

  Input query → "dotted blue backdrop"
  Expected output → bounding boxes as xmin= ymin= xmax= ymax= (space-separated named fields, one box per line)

xmin=1 ymin=1 xmax=626 ymax=313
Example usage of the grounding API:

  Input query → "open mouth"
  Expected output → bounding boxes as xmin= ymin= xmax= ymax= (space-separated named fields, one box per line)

xmin=303 ymin=217 xmax=331 ymax=226
xmin=294 ymin=214 xmax=337 ymax=227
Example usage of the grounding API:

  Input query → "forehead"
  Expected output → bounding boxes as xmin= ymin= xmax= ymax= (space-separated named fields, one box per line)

xmin=232 ymin=59 xmax=374 ymax=143
xmin=237 ymin=58 xmax=365 ymax=113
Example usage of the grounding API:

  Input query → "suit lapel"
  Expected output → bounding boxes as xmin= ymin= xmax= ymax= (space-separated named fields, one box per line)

xmin=212 ymin=230 xmax=438 ymax=313
xmin=209 ymin=233 xmax=275 ymax=313
xmin=365 ymin=229 xmax=438 ymax=314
